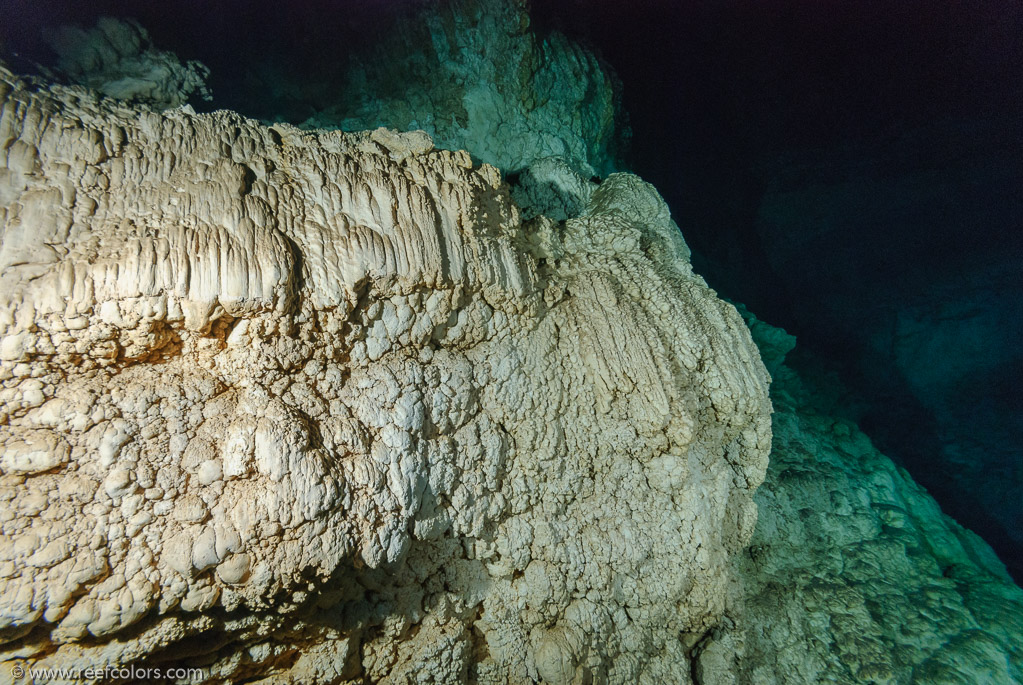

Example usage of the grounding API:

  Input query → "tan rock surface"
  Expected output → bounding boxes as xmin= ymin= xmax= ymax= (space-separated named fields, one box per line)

xmin=0 ymin=67 xmax=770 ymax=683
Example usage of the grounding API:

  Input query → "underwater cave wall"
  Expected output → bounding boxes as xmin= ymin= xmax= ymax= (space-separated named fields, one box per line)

xmin=1 ymin=1 xmax=1022 ymax=682
xmin=749 ymin=118 xmax=1023 ymax=579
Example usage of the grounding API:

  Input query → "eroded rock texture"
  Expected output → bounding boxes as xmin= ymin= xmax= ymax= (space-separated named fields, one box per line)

xmin=0 ymin=67 xmax=770 ymax=682
xmin=41 ymin=17 xmax=211 ymax=109
xmin=301 ymin=0 xmax=624 ymax=177
xmin=694 ymin=307 xmax=1023 ymax=684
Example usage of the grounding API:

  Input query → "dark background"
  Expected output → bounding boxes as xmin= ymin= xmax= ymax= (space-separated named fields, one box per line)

xmin=531 ymin=0 xmax=1023 ymax=580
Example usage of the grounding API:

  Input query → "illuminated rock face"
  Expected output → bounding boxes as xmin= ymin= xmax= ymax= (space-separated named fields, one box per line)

xmin=7 ymin=4 xmax=1020 ymax=681
xmin=0 ymin=68 xmax=771 ymax=682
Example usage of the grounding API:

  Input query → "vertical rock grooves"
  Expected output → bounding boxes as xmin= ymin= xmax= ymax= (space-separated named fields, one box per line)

xmin=0 ymin=66 xmax=771 ymax=682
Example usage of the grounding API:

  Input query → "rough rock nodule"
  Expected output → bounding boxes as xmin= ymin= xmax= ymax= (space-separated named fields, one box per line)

xmin=0 ymin=67 xmax=771 ymax=682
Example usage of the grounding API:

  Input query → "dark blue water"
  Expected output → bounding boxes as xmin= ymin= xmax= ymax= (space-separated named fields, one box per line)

xmin=532 ymin=0 xmax=1023 ymax=581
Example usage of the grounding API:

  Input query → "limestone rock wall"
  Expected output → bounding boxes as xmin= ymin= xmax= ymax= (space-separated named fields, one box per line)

xmin=694 ymin=307 xmax=1023 ymax=684
xmin=301 ymin=0 xmax=625 ymax=178
xmin=0 ymin=66 xmax=770 ymax=683
xmin=41 ymin=17 xmax=211 ymax=109
xmin=747 ymin=126 xmax=1023 ymax=578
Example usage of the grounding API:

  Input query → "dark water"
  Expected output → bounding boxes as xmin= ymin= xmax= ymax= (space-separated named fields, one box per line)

xmin=4 ymin=0 xmax=1022 ymax=580
xmin=532 ymin=0 xmax=1023 ymax=582
xmin=0 ymin=0 xmax=419 ymax=121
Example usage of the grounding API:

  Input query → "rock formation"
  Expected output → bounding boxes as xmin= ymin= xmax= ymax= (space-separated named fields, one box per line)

xmin=694 ymin=307 xmax=1023 ymax=684
xmin=41 ymin=17 xmax=211 ymax=109
xmin=299 ymin=0 xmax=625 ymax=178
xmin=0 ymin=65 xmax=770 ymax=682
xmin=3 ymin=3 xmax=1022 ymax=682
